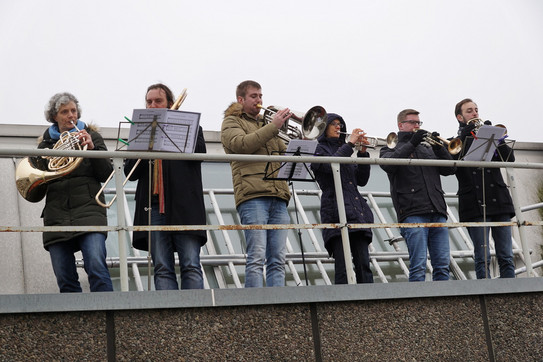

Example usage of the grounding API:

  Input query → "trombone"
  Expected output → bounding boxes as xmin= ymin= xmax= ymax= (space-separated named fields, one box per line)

xmin=95 ymin=89 xmax=187 ymax=208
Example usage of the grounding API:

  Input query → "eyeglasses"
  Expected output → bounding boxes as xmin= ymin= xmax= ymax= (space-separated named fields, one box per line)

xmin=330 ymin=121 xmax=344 ymax=129
xmin=401 ymin=120 xmax=423 ymax=126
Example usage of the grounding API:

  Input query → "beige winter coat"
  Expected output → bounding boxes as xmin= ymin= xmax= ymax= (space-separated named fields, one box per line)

xmin=221 ymin=102 xmax=291 ymax=207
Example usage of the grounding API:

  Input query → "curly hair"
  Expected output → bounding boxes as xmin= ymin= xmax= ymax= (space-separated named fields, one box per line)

xmin=44 ymin=92 xmax=81 ymax=123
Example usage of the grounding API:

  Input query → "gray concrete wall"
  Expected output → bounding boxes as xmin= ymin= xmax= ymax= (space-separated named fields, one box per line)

xmin=1 ymin=279 xmax=542 ymax=361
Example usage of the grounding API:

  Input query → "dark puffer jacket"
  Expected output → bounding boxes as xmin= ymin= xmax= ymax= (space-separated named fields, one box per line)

xmin=125 ymin=126 xmax=207 ymax=250
xmin=37 ymin=124 xmax=113 ymax=250
xmin=454 ymin=122 xmax=515 ymax=221
xmin=379 ymin=131 xmax=456 ymax=222
xmin=310 ymin=113 xmax=373 ymax=255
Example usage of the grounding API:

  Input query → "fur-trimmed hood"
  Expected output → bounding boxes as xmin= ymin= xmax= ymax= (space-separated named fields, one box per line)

xmin=224 ymin=102 xmax=243 ymax=118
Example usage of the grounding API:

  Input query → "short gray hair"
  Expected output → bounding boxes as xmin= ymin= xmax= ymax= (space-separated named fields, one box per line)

xmin=44 ymin=92 xmax=82 ymax=123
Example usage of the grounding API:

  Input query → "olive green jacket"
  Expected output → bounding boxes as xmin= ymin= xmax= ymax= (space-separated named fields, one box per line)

xmin=221 ymin=102 xmax=290 ymax=207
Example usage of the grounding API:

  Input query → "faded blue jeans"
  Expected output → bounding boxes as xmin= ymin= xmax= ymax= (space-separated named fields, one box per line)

xmin=48 ymin=232 xmax=113 ymax=293
xmin=467 ymin=214 xmax=515 ymax=279
xmin=401 ymin=214 xmax=450 ymax=282
xmin=151 ymin=204 xmax=203 ymax=290
xmin=237 ymin=197 xmax=289 ymax=288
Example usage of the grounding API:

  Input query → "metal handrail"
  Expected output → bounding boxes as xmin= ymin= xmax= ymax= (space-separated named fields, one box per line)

xmin=4 ymin=148 xmax=543 ymax=289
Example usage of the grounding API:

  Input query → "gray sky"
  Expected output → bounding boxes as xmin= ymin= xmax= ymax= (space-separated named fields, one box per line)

xmin=1 ymin=1 xmax=542 ymax=142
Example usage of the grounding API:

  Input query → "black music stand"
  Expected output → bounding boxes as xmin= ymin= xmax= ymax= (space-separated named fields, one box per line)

xmin=263 ymin=139 xmax=318 ymax=286
xmin=124 ymin=110 xmax=200 ymax=290
xmin=460 ymin=125 xmax=511 ymax=278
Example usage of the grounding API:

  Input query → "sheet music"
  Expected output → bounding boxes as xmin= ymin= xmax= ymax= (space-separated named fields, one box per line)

xmin=277 ymin=139 xmax=318 ymax=180
xmin=127 ymin=109 xmax=201 ymax=153
xmin=463 ymin=125 xmax=506 ymax=162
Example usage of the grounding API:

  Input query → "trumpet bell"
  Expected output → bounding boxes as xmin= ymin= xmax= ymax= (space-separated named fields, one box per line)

xmin=386 ymin=132 xmax=398 ymax=149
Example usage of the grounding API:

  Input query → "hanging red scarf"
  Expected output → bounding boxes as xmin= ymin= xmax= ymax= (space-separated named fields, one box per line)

xmin=152 ymin=160 xmax=165 ymax=214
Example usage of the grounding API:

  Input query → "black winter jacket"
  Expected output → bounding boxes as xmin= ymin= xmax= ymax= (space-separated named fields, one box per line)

xmin=125 ymin=126 xmax=207 ymax=251
xmin=311 ymin=114 xmax=373 ymax=255
xmin=454 ymin=123 xmax=515 ymax=221
xmin=379 ymin=131 xmax=456 ymax=222
xmin=37 ymin=125 xmax=113 ymax=250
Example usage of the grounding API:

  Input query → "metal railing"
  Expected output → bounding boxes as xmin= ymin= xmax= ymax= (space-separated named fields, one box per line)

xmin=2 ymin=148 xmax=543 ymax=291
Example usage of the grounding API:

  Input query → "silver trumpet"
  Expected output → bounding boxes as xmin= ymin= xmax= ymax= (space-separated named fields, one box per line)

xmin=338 ymin=131 xmax=385 ymax=149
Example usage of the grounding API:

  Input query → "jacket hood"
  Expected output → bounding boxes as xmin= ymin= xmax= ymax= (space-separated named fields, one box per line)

xmin=224 ymin=102 xmax=243 ymax=118
xmin=317 ymin=112 xmax=346 ymax=143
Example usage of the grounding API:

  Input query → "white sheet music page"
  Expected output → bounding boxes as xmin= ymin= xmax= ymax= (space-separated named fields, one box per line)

xmin=463 ymin=125 xmax=506 ymax=162
xmin=127 ymin=109 xmax=201 ymax=153
xmin=277 ymin=139 xmax=318 ymax=180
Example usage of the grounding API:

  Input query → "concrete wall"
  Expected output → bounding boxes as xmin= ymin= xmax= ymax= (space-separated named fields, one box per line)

xmin=1 ymin=279 xmax=542 ymax=361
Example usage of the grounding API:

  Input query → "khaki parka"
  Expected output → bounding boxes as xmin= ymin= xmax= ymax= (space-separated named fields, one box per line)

xmin=221 ymin=102 xmax=290 ymax=207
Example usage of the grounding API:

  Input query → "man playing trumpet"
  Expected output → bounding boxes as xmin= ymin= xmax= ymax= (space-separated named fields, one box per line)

xmin=380 ymin=109 xmax=455 ymax=282
xmin=454 ymin=98 xmax=516 ymax=279
xmin=221 ymin=80 xmax=292 ymax=288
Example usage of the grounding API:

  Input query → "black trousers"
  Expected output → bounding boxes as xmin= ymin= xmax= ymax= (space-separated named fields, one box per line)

xmin=330 ymin=232 xmax=373 ymax=284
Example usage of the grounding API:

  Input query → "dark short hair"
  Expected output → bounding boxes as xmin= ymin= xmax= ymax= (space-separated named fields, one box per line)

xmin=44 ymin=92 xmax=82 ymax=123
xmin=146 ymin=83 xmax=175 ymax=108
xmin=236 ymin=80 xmax=261 ymax=98
xmin=397 ymin=109 xmax=420 ymax=123
xmin=455 ymin=98 xmax=475 ymax=117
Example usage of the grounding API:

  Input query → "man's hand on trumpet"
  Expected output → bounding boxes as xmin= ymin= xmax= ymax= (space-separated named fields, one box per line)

xmin=270 ymin=107 xmax=292 ymax=129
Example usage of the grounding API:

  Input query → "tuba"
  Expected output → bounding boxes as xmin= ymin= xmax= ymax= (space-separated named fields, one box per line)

xmin=258 ymin=105 xmax=327 ymax=143
xmin=15 ymin=123 xmax=87 ymax=202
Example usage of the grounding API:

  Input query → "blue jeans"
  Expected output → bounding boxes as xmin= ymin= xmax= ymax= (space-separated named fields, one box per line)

xmin=48 ymin=232 xmax=113 ymax=293
xmin=467 ymin=214 xmax=515 ymax=279
xmin=401 ymin=214 xmax=450 ymax=282
xmin=237 ymin=197 xmax=289 ymax=288
xmin=151 ymin=205 xmax=203 ymax=290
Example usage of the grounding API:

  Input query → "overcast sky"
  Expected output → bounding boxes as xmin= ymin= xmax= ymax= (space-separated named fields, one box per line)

xmin=1 ymin=1 xmax=542 ymax=143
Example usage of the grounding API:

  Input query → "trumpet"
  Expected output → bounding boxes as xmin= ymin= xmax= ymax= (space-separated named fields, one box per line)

xmin=338 ymin=131 xmax=385 ymax=149
xmin=422 ymin=132 xmax=463 ymax=155
xmin=383 ymin=131 xmax=462 ymax=155
xmin=467 ymin=117 xmax=483 ymax=130
xmin=257 ymin=104 xmax=327 ymax=143
xmin=94 ymin=89 xmax=187 ymax=208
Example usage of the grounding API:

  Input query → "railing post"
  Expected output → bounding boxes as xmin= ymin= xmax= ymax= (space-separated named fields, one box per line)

xmin=113 ymin=157 xmax=130 ymax=290
xmin=331 ymin=163 xmax=356 ymax=284
xmin=506 ymin=167 xmax=534 ymax=277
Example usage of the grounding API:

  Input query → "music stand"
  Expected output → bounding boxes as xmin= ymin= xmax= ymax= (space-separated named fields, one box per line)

xmin=460 ymin=125 xmax=508 ymax=278
xmin=264 ymin=139 xmax=318 ymax=286
xmin=124 ymin=109 xmax=201 ymax=289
